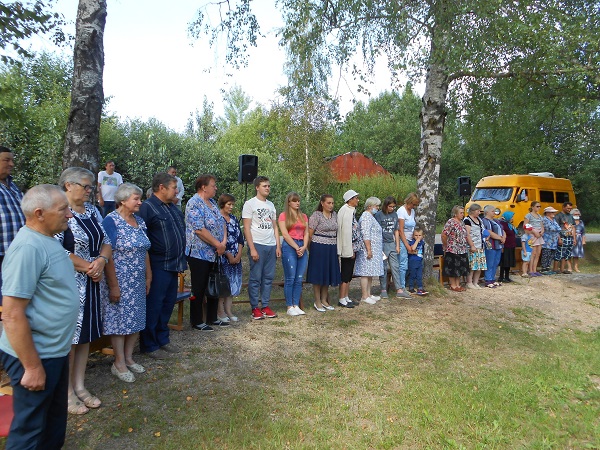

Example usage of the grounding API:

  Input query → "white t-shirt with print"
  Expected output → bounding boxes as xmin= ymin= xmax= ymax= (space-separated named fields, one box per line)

xmin=242 ymin=197 xmax=277 ymax=246
xmin=98 ymin=171 xmax=123 ymax=202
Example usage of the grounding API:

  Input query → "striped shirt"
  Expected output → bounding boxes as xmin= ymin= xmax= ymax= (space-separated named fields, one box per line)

xmin=0 ymin=175 xmax=25 ymax=256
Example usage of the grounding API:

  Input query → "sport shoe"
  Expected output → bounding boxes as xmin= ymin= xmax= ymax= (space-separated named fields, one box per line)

xmin=338 ymin=297 xmax=354 ymax=308
xmin=363 ymin=296 xmax=377 ymax=304
xmin=251 ymin=308 xmax=265 ymax=320
xmin=466 ymin=283 xmax=477 ymax=289
xmin=473 ymin=283 xmax=482 ymax=289
xmin=416 ymin=289 xmax=428 ymax=296
xmin=287 ymin=307 xmax=299 ymax=316
xmin=217 ymin=316 xmax=230 ymax=323
xmin=161 ymin=343 xmax=180 ymax=353
xmin=294 ymin=306 xmax=306 ymax=315
xmin=380 ymin=290 xmax=389 ymax=299
xmin=212 ymin=320 xmax=230 ymax=327
xmin=396 ymin=289 xmax=412 ymax=299
xmin=370 ymin=294 xmax=381 ymax=301
xmin=261 ymin=306 xmax=277 ymax=318
xmin=228 ymin=316 xmax=239 ymax=322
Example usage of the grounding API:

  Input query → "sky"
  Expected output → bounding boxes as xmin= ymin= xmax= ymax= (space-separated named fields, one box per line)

xmin=30 ymin=0 xmax=401 ymax=132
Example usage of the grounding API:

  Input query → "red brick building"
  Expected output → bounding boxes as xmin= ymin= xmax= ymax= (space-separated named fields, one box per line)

xmin=327 ymin=151 xmax=390 ymax=182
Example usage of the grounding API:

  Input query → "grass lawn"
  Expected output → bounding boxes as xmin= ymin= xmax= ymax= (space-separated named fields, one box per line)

xmin=2 ymin=246 xmax=599 ymax=449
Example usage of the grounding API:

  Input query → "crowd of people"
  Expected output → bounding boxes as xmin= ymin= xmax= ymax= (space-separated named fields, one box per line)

xmin=440 ymin=201 xmax=586 ymax=293
xmin=0 ymin=145 xmax=589 ymax=449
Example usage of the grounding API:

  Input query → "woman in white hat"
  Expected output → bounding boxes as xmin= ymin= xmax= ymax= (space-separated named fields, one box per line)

xmin=540 ymin=206 xmax=561 ymax=273
xmin=337 ymin=190 xmax=360 ymax=307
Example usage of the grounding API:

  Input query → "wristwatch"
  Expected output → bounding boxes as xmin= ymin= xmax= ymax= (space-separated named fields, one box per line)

xmin=97 ymin=255 xmax=109 ymax=265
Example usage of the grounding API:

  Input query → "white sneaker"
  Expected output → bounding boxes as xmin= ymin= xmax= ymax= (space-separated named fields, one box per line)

xmin=363 ymin=297 xmax=377 ymax=305
xmin=473 ymin=283 xmax=482 ymax=289
xmin=287 ymin=308 xmax=299 ymax=316
xmin=294 ymin=306 xmax=306 ymax=315
xmin=370 ymin=294 xmax=381 ymax=301
xmin=228 ymin=316 xmax=239 ymax=322
xmin=466 ymin=283 xmax=477 ymax=289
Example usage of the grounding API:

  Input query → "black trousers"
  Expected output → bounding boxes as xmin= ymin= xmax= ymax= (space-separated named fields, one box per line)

xmin=187 ymin=257 xmax=219 ymax=326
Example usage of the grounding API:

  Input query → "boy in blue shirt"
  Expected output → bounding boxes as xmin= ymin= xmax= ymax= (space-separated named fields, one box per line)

xmin=407 ymin=228 xmax=428 ymax=295
xmin=521 ymin=223 xmax=535 ymax=277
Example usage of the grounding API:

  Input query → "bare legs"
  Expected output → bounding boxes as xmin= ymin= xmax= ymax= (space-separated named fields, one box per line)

xmin=68 ymin=343 xmax=100 ymax=413
xmin=360 ymin=276 xmax=373 ymax=300
xmin=339 ymin=282 xmax=350 ymax=301
xmin=313 ymin=285 xmax=330 ymax=308
xmin=111 ymin=333 xmax=140 ymax=373
xmin=467 ymin=269 xmax=481 ymax=287
xmin=530 ymin=245 xmax=542 ymax=274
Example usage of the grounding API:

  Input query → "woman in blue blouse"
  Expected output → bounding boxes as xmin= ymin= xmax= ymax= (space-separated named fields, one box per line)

xmin=185 ymin=175 xmax=227 ymax=331
xmin=217 ymin=193 xmax=244 ymax=322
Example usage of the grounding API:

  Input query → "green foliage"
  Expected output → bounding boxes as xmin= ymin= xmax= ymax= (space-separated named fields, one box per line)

xmin=0 ymin=1 xmax=66 ymax=64
xmin=0 ymin=52 xmax=71 ymax=187
xmin=325 ymin=173 xmax=416 ymax=215
xmin=217 ymin=85 xmax=252 ymax=129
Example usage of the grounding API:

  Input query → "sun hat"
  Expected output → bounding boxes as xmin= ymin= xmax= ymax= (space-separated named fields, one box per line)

xmin=343 ymin=190 xmax=359 ymax=202
xmin=543 ymin=206 xmax=558 ymax=214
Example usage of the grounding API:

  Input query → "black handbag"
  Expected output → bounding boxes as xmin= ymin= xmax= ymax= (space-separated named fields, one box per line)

xmin=207 ymin=257 xmax=231 ymax=298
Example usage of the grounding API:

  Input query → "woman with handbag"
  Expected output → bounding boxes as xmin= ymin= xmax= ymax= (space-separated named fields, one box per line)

xmin=185 ymin=174 xmax=228 ymax=331
xmin=217 ymin=193 xmax=244 ymax=322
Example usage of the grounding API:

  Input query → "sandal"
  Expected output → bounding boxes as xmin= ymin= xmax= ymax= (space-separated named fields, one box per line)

xmin=75 ymin=388 xmax=102 ymax=408
xmin=450 ymin=286 xmax=463 ymax=292
xmin=68 ymin=395 xmax=89 ymax=415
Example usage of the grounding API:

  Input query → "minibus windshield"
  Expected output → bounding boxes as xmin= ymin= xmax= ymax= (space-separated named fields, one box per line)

xmin=471 ymin=187 xmax=513 ymax=202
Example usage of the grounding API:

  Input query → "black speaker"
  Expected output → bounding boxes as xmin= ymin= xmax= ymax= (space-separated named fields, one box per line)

xmin=238 ymin=154 xmax=258 ymax=183
xmin=457 ymin=176 xmax=471 ymax=197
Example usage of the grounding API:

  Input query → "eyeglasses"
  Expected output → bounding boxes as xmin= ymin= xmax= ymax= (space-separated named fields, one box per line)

xmin=72 ymin=182 xmax=95 ymax=191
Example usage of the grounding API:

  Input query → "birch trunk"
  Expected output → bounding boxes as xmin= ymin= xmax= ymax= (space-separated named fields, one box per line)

xmin=417 ymin=30 xmax=450 ymax=278
xmin=63 ymin=0 xmax=107 ymax=171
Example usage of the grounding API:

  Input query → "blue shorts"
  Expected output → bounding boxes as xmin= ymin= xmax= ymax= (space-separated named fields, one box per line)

xmin=522 ymin=251 xmax=531 ymax=262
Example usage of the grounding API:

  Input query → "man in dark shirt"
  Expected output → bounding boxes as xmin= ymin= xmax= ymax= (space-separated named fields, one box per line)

xmin=138 ymin=173 xmax=186 ymax=359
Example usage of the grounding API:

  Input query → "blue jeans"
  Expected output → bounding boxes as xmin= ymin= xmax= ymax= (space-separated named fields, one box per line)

xmin=379 ymin=242 xmax=402 ymax=291
xmin=281 ymin=239 xmax=308 ymax=307
xmin=247 ymin=243 xmax=277 ymax=309
xmin=398 ymin=242 xmax=408 ymax=289
xmin=484 ymin=248 xmax=502 ymax=283
xmin=407 ymin=257 xmax=424 ymax=290
xmin=140 ymin=266 xmax=178 ymax=353
xmin=0 ymin=352 xmax=69 ymax=450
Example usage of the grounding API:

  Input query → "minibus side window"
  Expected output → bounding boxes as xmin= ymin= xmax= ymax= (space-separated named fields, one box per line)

xmin=540 ymin=190 xmax=554 ymax=202
xmin=517 ymin=189 xmax=528 ymax=202
xmin=556 ymin=192 xmax=570 ymax=203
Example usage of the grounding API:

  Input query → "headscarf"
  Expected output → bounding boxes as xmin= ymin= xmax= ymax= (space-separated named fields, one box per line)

xmin=501 ymin=211 xmax=516 ymax=231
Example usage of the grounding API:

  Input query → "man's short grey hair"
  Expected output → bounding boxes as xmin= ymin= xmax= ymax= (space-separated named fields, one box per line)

xmin=58 ymin=167 xmax=95 ymax=190
xmin=21 ymin=184 xmax=64 ymax=217
xmin=364 ymin=197 xmax=381 ymax=209
xmin=483 ymin=205 xmax=496 ymax=214
xmin=114 ymin=183 xmax=142 ymax=206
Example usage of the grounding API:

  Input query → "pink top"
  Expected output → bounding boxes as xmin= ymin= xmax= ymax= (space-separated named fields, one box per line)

xmin=278 ymin=212 xmax=308 ymax=240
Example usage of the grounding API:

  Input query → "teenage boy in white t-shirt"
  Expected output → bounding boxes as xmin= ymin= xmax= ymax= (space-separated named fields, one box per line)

xmin=242 ymin=176 xmax=281 ymax=320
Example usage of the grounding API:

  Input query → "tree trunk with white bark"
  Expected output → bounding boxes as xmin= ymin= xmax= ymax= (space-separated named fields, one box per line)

xmin=63 ymin=0 xmax=106 ymax=172
xmin=417 ymin=29 xmax=450 ymax=278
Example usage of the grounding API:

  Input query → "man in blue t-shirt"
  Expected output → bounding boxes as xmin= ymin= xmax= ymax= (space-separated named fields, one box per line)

xmin=0 ymin=185 xmax=79 ymax=449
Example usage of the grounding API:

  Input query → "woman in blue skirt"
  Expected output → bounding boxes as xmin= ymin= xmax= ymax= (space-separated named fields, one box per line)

xmin=306 ymin=194 xmax=341 ymax=311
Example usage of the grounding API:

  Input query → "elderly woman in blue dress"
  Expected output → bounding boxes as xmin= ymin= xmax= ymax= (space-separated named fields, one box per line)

xmin=217 ymin=193 xmax=244 ymax=322
xmin=57 ymin=167 xmax=116 ymax=415
xmin=354 ymin=197 xmax=384 ymax=305
xmin=102 ymin=183 xmax=151 ymax=382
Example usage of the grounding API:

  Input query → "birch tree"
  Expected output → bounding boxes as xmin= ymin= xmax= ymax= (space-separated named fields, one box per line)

xmin=63 ymin=0 xmax=106 ymax=171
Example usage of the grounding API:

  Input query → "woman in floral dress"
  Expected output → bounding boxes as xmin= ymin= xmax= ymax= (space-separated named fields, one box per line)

xmin=218 ymin=193 xmax=244 ymax=322
xmin=353 ymin=197 xmax=384 ymax=304
xmin=57 ymin=167 xmax=115 ymax=415
xmin=102 ymin=183 xmax=151 ymax=382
